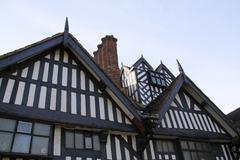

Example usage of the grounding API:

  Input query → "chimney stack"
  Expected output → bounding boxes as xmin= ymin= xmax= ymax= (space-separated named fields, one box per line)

xmin=93 ymin=35 xmax=121 ymax=87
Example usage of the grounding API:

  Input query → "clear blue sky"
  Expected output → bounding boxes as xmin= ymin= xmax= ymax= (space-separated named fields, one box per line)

xmin=1 ymin=0 xmax=240 ymax=114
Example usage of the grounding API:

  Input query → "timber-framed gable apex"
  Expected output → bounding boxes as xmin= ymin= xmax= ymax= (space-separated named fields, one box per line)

xmin=155 ymin=62 xmax=175 ymax=79
xmin=133 ymin=56 xmax=153 ymax=70
xmin=0 ymin=20 xmax=145 ymax=133
xmin=144 ymin=73 xmax=239 ymax=138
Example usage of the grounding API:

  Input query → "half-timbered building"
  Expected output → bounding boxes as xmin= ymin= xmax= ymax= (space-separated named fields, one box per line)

xmin=0 ymin=19 xmax=239 ymax=160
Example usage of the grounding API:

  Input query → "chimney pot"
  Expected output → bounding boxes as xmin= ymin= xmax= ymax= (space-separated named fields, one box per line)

xmin=93 ymin=51 xmax=98 ymax=55
xmin=93 ymin=35 xmax=120 ymax=87
xmin=101 ymin=35 xmax=117 ymax=42
xmin=97 ymin=44 xmax=102 ymax=49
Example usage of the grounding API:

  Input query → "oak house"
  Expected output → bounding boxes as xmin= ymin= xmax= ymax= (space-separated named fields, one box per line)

xmin=0 ymin=19 xmax=239 ymax=160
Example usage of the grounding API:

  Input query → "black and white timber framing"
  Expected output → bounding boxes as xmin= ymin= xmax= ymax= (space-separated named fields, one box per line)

xmin=0 ymin=19 xmax=239 ymax=160
xmin=121 ymin=58 xmax=174 ymax=106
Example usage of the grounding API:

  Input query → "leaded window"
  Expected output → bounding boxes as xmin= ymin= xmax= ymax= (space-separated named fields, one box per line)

xmin=65 ymin=130 xmax=100 ymax=151
xmin=211 ymin=144 xmax=225 ymax=159
xmin=0 ymin=118 xmax=51 ymax=156
xmin=148 ymin=70 xmax=168 ymax=87
xmin=156 ymin=140 xmax=177 ymax=160
xmin=148 ymin=70 xmax=173 ymax=88
xmin=180 ymin=140 xmax=213 ymax=160
xmin=231 ymin=145 xmax=239 ymax=160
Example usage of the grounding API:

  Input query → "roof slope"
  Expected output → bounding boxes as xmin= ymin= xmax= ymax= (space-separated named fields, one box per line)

xmin=228 ymin=107 xmax=240 ymax=122
xmin=0 ymin=33 xmax=63 ymax=71
xmin=228 ymin=107 xmax=240 ymax=127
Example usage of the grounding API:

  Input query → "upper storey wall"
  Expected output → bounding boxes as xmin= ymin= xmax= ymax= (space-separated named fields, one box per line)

xmin=0 ymin=47 xmax=135 ymax=132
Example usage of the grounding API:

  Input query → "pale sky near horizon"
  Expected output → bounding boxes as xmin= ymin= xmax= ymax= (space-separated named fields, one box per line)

xmin=0 ymin=0 xmax=239 ymax=114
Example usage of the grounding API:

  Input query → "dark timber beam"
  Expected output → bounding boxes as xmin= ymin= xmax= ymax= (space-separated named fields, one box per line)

xmin=0 ymin=103 xmax=137 ymax=133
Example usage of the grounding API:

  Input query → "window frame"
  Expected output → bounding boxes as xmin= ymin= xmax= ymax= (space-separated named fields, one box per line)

xmin=179 ymin=139 xmax=214 ymax=160
xmin=64 ymin=129 xmax=101 ymax=151
xmin=0 ymin=117 xmax=52 ymax=158
xmin=155 ymin=139 xmax=178 ymax=160
xmin=147 ymin=70 xmax=171 ymax=87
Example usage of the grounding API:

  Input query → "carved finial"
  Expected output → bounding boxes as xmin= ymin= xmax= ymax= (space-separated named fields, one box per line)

xmin=141 ymin=54 xmax=143 ymax=58
xmin=160 ymin=60 xmax=163 ymax=64
xmin=64 ymin=17 xmax=69 ymax=33
xmin=176 ymin=59 xmax=184 ymax=74
xmin=63 ymin=17 xmax=69 ymax=47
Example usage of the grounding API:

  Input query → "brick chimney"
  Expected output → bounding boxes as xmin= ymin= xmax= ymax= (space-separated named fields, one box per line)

xmin=93 ymin=35 xmax=121 ymax=87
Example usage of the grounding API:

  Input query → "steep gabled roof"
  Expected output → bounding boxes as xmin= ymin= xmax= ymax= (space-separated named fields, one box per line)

xmin=155 ymin=62 xmax=175 ymax=79
xmin=0 ymin=26 xmax=145 ymax=133
xmin=144 ymin=73 xmax=239 ymax=137
xmin=132 ymin=56 xmax=153 ymax=70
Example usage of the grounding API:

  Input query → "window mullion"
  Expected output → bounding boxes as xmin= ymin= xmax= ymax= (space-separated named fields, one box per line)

xmin=29 ymin=122 xmax=34 ymax=154
xmin=74 ymin=130 xmax=76 ymax=149
xmin=10 ymin=120 xmax=18 ymax=152
xmin=83 ymin=132 xmax=86 ymax=149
